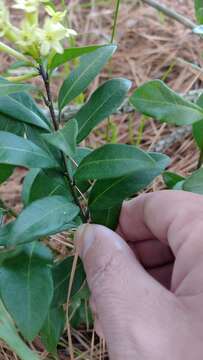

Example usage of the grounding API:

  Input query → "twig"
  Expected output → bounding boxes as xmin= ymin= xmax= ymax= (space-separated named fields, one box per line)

xmin=111 ymin=0 xmax=121 ymax=43
xmin=141 ymin=0 xmax=196 ymax=29
xmin=39 ymin=65 xmax=88 ymax=223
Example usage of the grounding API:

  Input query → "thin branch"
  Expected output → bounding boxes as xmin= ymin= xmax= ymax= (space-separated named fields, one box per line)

xmin=141 ymin=0 xmax=196 ymax=29
xmin=39 ymin=65 xmax=88 ymax=223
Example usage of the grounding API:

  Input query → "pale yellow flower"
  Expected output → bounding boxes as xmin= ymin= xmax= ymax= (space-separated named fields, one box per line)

xmin=16 ymin=20 xmax=39 ymax=58
xmin=13 ymin=0 xmax=47 ymax=13
xmin=37 ymin=18 xmax=77 ymax=56
xmin=45 ymin=6 xmax=67 ymax=23
xmin=0 ymin=1 xmax=10 ymax=37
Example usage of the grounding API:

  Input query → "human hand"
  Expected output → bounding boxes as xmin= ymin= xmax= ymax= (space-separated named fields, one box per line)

xmin=75 ymin=190 xmax=203 ymax=360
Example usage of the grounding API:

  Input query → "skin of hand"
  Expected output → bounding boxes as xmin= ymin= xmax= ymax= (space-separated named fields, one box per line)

xmin=75 ymin=190 xmax=203 ymax=360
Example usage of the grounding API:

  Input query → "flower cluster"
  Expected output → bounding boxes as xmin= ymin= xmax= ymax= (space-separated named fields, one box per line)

xmin=0 ymin=0 xmax=77 ymax=62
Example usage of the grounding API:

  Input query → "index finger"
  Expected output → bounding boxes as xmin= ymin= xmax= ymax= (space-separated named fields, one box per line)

xmin=118 ymin=190 xmax=203 ymax=255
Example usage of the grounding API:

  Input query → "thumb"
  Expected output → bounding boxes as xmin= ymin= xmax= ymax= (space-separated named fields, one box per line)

xmin=75 ymin=224 xmax=172 ymax=359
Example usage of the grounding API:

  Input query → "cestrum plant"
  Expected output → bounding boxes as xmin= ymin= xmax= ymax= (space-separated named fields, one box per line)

xmin=0 ymin=1 xmax=171 ymax=359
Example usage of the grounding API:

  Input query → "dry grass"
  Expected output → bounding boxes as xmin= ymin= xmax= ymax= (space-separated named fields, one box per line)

xmin=0 ymin=0 xmax=203 ymax=358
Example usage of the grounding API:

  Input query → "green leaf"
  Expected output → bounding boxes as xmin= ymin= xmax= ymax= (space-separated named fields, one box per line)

xmin=75 ymin=144 xmax=156 ymax=181
xmin=52 ymin=257 xmax=86 ymax=307
xmin=49 ymin=45 xmax=104 ymax=71
xmin=11 ymin=92 xmax=51 ymax=129
xmin=0 ymin=242 xmax=53 ymax=341
xmin=90 ymin=205 xmax=121 ymax=230
xmin=88 ymin=152 xmax=170 ymax=210
xmin=67 ymin=147 xmax=92 ymax=193
xmin=0 ymin=113 xmax=25 ymax=136
xmin=183 ymin=168 xmax=203 ymax=194
xmin=0 ymin=164 xmax=13 ymax=184
xmin=22 ymin=169 xmax=73 ymax=206
xmin=0 ymin=301 xmax=40 ymax=360
xmin=0 ymin=82 xmax=33 ymax=97
xmin=70 ymin=284 xmax=93 ymax=329
xmin=0 ymin=131 xmax=59 ymax=169
xmin=41 ymin=306 xmax=65 ymax=354
xmin=76 ymin=78 xmax=131 ymax=142
xmin=58 ymin=45 xmax=117 ymax=110
xmin=42 ymin=118 xmax=78 ymax=157
xmin=0 ymin=95 xmax=50 ymax=131
xmin=24 ymin=125 xmax=61 ymax=163
xmin=130 ymin=80 xmax=203 ymax=125
xmin=0 ymin=196 xmax=79 ymax=246
xmin=163 ymin=171 xmax=185 ymax=189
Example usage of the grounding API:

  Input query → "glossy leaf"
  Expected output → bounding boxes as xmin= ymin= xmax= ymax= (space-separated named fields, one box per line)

xmin=76 ymin=78 xmax=131 ymax=142
xmin=0 ymin=301 xmax=40 ymax=360
xmin=58 ymin=45 xmax=116 ymax=110
xmin=49 ymin=45 xmax=103 ymax=71
xmin=0 ymin=95 xmax=50 ymax=131
xmin=75 ymin=144 xmax=156 ymax=181
xmin=130 ymin=80 xmax=203 ymax=125
xmin=22 ymin=169 xmax=73 ymax=206
xmin=0 ymin=164 xmax=13 ymax=184
xmin=42 ymin=118 xmax=78 ymax=157
xmin=0 ymin=82 xmax=33 ymax=96
xmin=67 ymin=147 xmax=92 ymax=192
xmin=163 ymin=171 xmax=185 ymax=189
xmin=0 ymin=131 xmax=59 ymax=169
xmin=41 ymin=306 xmax=65 ymax=354
xmin=195 ymin=0 xmax=203 ymax=24
xmin=11 ymin=92 xmax=51 ymax=129
xmin=89 ymin=152 xmax=170 ymax=210
xmin=90 ymin=205 xmax=121 ymax=230
xmin=0 ymin=242 xmax=53 ymax=341
xmin=52 ymin=257 xmax=86 ymax=307
xmin=192 ymin=94 xmax=203 ymax=150
xmin=183 ymin=168 xmax=203 ymax=194
xmin=0 ymin=196 xmax=79 ymax=246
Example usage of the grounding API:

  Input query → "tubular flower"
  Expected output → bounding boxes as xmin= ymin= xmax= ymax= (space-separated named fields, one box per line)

xmin=0 ymin=1 xmax=10 ymax=37
xmin=37 ymin=18 xmax=77 ymax=56
xmin=16 ymin=20 xmax=39 ymax=58
xmin=45 ymin=6 xmax=67 ymax=23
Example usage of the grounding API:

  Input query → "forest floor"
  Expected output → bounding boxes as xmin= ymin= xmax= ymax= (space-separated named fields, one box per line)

xmin=0 ymin=0 xmax=202 ymax=359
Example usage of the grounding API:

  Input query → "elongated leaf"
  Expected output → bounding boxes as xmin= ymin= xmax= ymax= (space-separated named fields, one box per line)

xmin=76 ymin=78 xmax=131 ymax=142
xmin=24 ymin=125 xmax=61 ymax=163
xmin=75 ymin=144 xmax=155 ymax=181
xmin=0 ymin=196 xmax=79 ymax=246
xmin=49 ymin=45 xmax=104 ymax=71
xmin=163 ymin=171 xmax=185 ymax=189
xmin=0 ymin=242 xmax=53 ymax=341
xmin=0 ymin=113 xmax=25 ymax=136
xmin=89 ymin=152 xmax=170 ymax=210
xmin=90 ymin=205 xmax=121 ymax=230
xmin=42 ymin=119 xmax=78 ymax=157
xmin=58 ymin=45 xmax=116 ymax=110
xmin=0 ymin=82 xmax=32 ymax=97
xmin=195 ymin=0 xmax=203 ymax=24
xmin=52 ymin=257 xmax=86 ymax=307
xmin=130 ymin=80 xmax=203 ymax=125
xmin=22 ymin=169 xmax=73 ymax=206
xmin=11 ymin=92 xmax=51 ymax=129
xmin=183 ymin=168 xmax=203 ymax=194
xmin=67 ymin=146 xmax=92 ymax=192
xmin=193 ymin=94 xmax=203 ymax=149
xmin=41 ymin=306 xmax=65 ymax=354
xmin=0 ymin=131 xmax=59 ymax=169
xmin=0 ymin=301 xmax=40 ymax=360
xmin=0 ymin=164 xmax=13 ymax=184
xmin=0 ymin=95 xmax=50 ymax=131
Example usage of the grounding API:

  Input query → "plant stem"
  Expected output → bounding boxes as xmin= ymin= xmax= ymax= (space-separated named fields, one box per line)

xmin=39 ymin=65 xmax=87 ymax=223
xmin=111 ymin=0 xmax=121 ymax=43
xmin=141 ymin=0 xmax=196 ymax=29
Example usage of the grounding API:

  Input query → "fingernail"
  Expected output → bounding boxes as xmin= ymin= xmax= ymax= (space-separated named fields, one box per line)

xmin=75 ymin=223 xmax=96 ymax=259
